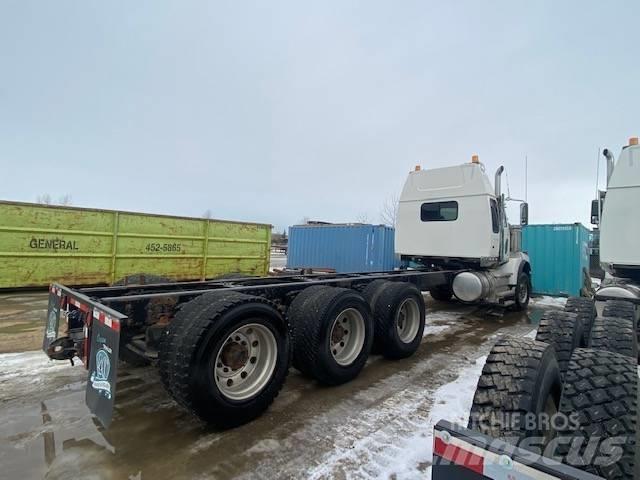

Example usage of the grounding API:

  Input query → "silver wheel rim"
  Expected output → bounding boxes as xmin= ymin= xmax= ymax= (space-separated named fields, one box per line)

xmin=214 ymin=323 xmax=277 ymax=401
xmin=329 ymin=308 xmax=365 ymax=366
xmin=396 ymin=298 xmax=421 ymax=343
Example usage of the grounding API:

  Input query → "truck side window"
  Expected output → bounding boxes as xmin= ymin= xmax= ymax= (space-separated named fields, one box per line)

xmin=420 ymin=201 xmax=458 ymax=222
xmin=490 ymin=199 xmax=499 ymax=233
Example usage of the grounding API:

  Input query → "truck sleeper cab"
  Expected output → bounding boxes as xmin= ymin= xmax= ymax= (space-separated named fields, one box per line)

xmin=396 ymin=158 xmax=531 ymax=307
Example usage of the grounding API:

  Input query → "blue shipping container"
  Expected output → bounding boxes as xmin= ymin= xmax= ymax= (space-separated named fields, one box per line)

xmin=522 ymin=223 xmax=591 ymax=297
xmin=287 ymin=224 xmax=398 ymax=273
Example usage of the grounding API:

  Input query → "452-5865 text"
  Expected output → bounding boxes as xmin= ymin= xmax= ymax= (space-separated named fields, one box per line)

xmin=145 ymin=243 xmax=182 ymax=253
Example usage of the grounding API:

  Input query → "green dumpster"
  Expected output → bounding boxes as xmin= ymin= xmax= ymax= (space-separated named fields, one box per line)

xmin=0 ymin=201 xmax=271 ymax=289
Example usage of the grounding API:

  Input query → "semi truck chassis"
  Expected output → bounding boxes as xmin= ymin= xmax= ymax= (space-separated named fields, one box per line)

xmin=43 ymin=269 xmax=453 ymax=427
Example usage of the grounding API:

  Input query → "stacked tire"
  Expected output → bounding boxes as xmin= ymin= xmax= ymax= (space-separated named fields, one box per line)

xmin=555 ymin=348 xmax=639 ymax=479
xmin=602 ymin=299 xmax=640 ymax=362
xmin=468 ymin=296 xmax=639 ymax=479
xmin=534 ymin=310 xmax=583 ymax=378
xmin=564 ymin=296 xmax=597 ymax=346
xmin=559 ymin=297 xmax=639 ymax=478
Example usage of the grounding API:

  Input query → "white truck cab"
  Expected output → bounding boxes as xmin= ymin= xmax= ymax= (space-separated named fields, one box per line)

xmin=396 ymin=156 xmax=531 ymax=308
xmin=592 ymin=138 xmax=640 ymax=305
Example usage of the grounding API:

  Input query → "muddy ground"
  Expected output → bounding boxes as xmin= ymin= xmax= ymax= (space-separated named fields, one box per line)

xmin=0 ymin=290 xmax=566 ymax=480
xmin=0 ymin=292 xmax=48 ymax=353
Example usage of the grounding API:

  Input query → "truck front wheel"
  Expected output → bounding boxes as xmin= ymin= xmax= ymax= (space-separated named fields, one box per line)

xmin=430 ymin=284 xmax=453 ymax=302
xmin=514 ymin=272 xmax=531 ymax=310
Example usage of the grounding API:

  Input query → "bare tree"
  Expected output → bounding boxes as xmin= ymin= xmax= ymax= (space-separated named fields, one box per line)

xmin=58 ymin=194 xmax=73 ymax=206
xmin=37 ymin=193 xmax=73 ymax=206
xmin=202 ymin=209 xmax=212 ymax=219
xmin=380 ymin=194 xmax=399 ymax=227
xmin=355 ymin=212 xmax=369 ymax=224
xmin=36 ymin=194 xmax=52 ymax=205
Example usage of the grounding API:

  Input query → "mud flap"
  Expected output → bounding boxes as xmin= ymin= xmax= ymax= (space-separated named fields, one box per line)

xmin=85 ymin=309 xmax=121 ymax=428
xmin=42 ymin=286 xmax=61 ymax=352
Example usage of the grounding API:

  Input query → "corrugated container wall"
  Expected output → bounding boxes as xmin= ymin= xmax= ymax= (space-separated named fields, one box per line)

xmin=0 ymin=201 xmax=271 ymax=289
xmin=522 ymin=224 xmax=591 ymax=297
xmin=287 ymin=224 xmax=398 ymax=273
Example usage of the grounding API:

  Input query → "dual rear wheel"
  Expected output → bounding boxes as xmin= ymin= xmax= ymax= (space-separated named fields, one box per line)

xmin=288 ymin=282 xmax=426 ymax=385
xmin=158 ymin=281 xmax=426 ymax=428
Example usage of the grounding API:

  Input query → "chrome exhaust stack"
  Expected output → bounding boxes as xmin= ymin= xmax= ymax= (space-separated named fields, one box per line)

xmin=603 ymin=148 xmax=615 ymax=186
xmin=494 ymin=166 xmax=504 ymax=197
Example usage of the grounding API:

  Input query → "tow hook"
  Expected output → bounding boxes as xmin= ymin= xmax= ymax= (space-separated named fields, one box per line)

xmin=46 ymin=337 xmax=78 ymax=366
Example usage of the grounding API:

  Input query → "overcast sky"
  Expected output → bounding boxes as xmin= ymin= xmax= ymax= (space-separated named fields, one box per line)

xmin=1 ymin=1 xmax=638 ymax=232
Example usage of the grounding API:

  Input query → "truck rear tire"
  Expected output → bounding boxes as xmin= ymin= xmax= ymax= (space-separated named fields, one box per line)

xmin=287 ymin=285 xmax=333 ymax=369
xmin=468 ymin=337 xmax=562 ymax=448
xmin=158 ymin=291 xmax=290 ymax=428
xmin=430 ymin=284 xmax=453 ymax=302
xmin=361 ymin=280 xmax=392 ymax=312
xmin=589 ymin=316 xmax=638 ymax=359
xmin=535 ymin=311 xmax=584 ymax=378
xmin=555 ymin=348 xmax=639 ymax=479
xmin=290 ymin=287 xmax=373 ymax=385
xmin=564 ymin=296 xmax=596 ymax=346
xmin=369 ymin=282 xmax=425 ymax=359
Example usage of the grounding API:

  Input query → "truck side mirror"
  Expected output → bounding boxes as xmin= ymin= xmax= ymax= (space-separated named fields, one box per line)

xmin=520 ymin=203 xmax=529 ymax=226
xmin=591 ymin=199 xmax=599 ymax=225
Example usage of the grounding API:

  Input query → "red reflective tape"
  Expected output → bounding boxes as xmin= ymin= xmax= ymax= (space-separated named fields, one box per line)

xmin=70 ymin=299 xmax=90 ymax=313
xmin=93 ymin=310 xmax=120 ymax=332
xmin=434 ymin=437 xmax=484 ymax=475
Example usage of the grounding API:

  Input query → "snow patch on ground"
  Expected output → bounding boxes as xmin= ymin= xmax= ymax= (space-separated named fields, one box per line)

xmin=422 ymin=325 xmax=450 ymax=337
xmin=303 ymin=354 xmax=487 ymax=480
xmin=0 ymin=351 xmax=73 ymax=380
xmin=421 ymin=309 xmax=468 ymax=337
xmin=390 ymin=356 xmax=487 ymax=479
xmin=530 ymin=295 xmax=567 ymax=309
xmin=0 ymin=351 xmax=83 ymax=402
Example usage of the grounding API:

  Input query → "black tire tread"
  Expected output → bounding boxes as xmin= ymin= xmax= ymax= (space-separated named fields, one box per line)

xmin=556 ymin=348 xmax=638 ymax=479
xmin=430 ymin=284 xmax=453 ymax=302
xmin=159 ymin=292 xmax=256 ymax=403
xmin=564 ymin=296 xmax=596 ymax=346
xmin=287 ymin=285 xmax=333 ymax=369
xmin=468 ymin=337 xmax=560 ymax=442
xmin=535 ymin=310 xmax=583 ymax=377
xmin=292 ymin=287 xmax=372 ymax=384
xmin=370 ymin=282 xmax=425 ymax=359
xmin=589 ymin=316 xmax=637 ymax=359
xmin=603 ymin=300 xmax=636 ymax=325
xmin=361 ymin=280 xmax=392 ymax=311
xmin=293 ymin=287 xmax=347 ymax=379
